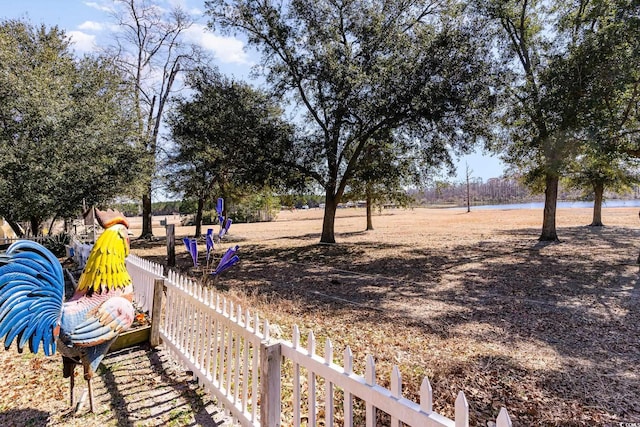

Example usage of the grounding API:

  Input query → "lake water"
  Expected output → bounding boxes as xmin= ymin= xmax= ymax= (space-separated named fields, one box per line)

xmin=453 ymin=200 xmax=640 ymax=210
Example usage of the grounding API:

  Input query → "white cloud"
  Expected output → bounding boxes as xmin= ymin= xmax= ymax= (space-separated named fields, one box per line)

xmin=166 ymin=0 xmax=187 ymax=9
xmin=83 ymin=1 xmax=113 ymax=13
xmin=78 ymin=20 xmax=104 ymax=31
xmin=165 ymin=0 xmax=202 ymax=14
xmin=185 ymin=24 xmax=253 ymax=65
xmin=67 ymin=31 xmax=97 ymax=53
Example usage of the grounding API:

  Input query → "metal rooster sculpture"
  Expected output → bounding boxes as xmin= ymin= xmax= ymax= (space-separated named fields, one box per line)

xmin=0 ymin=208 xmax=134 ymax=412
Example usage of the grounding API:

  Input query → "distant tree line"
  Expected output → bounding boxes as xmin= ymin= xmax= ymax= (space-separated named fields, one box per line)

xmin=417 ymin=178 xmax=536 ymax=206
xmin=415 ymin=177 xmax=640 ymax=207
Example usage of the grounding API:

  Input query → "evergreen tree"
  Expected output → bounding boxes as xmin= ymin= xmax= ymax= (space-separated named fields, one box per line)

xmin=206 ymin=0 xmax=494 ymax=243
xmin=477 ymin=0 xmax=640 ymax=241
xmin=0 ymin=20 xmax=142 ymax=234
xmin=166 ymin=68 xmax=297 ymax=236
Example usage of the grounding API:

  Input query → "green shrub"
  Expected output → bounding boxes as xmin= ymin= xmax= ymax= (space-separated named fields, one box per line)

xmin=43 ymin=233 xmax=71 ymax=258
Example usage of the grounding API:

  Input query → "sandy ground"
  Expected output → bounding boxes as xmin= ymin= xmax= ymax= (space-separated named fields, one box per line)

xmin=130 ymin=206 xmax=639 ymax=426
xmin=1 ymin=206 xmax=639 ymax=426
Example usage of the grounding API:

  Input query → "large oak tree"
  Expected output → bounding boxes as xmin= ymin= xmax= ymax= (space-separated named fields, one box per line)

xmin=478 ymin=0 xmax=640 ymax=241
xmin=0 ymin=20 xmax=142 ymax=235
xmin=166 ymin=68 xmax=297 ymax=237
xmin=206 ymin=0 xmax=493 ymax=243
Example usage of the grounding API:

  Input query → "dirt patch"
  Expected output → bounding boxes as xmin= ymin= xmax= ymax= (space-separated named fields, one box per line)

xmin=131 ymin=206 xmax=640 ymax=426
xmin=0 ymin=344 xmax=235 ymax=426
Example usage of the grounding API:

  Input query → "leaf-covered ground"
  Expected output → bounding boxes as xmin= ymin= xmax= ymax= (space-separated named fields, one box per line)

xmin=2 ymin=206 xmax=639 ymax=426
xmin=132 ymin=206 xmax=640 ymax=426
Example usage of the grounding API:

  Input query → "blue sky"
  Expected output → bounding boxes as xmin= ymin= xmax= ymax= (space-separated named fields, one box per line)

xmin=1 ymin=0 xmax=505 ymax=182
xmin=0 ymin=0 xmax=255 ymax=79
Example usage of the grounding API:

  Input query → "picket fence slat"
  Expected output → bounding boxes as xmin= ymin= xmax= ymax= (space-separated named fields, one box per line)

xmin=365 ymin=355 xmax=376 ymax=427
xmin=226 ymin=302 xmax=234 ymax=398
xmin=292 ymin=325 xmax=301 ymax=427
xmin=128 ymin=256 xmax=511 ymax=427
xmin=212 ymin=306 xmax=220 ymax=385
xmin=250 ymin=313 xmax=260 ymax=423
xmin=234 ymin=306 xmax=242 ymax=404
xmin=421 ymin=377 xmax=434 ymax=413
xmin=241 ymin=309 xmax=249 ymax=414
xmin=391 ymin=366 xmax=402 ymax=427
xmin=497 ymin=407 xmax=512 ymax=427
xmin=455 ymin=392 xmax=469 ymax=427
xmin=307 ymin=331 xmax=317 ymax=427
xmin=220 ymin=317 xmax=227 ymax=393
xmin=204 ymin=305 xmax=214 ymax=381
xmin=324 ymin=339 xmax=334 ymax=427
xmin=344 ymin=346 xmax=354 ymax=427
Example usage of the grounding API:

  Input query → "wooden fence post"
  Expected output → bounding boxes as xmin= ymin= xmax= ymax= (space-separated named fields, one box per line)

xmin=150 ymin=278 xmax=165 ymax=347
xmin=260 ymin=341 xmax=282 ymax=427
xmin=166 ymin=224 xmax=175 ymax=267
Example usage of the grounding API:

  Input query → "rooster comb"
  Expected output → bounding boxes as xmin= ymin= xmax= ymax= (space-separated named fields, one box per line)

xmin=95 ymin=208 xmax=129 ymax=229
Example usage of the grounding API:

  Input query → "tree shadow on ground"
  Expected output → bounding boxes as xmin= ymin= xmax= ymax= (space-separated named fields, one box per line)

xmin=0 ymin=409 xmax=50 ymax=426
xmin=129 ymin=223 xmax=640 ymax=424
xmin=219 ymin=224 xmax=640 ymax=424
xmin=99 ymin=345 xmax=228 ymax=426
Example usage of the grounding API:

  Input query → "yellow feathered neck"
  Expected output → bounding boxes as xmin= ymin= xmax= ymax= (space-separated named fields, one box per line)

xmin=77 ymin=224 xmax=132 ymax=294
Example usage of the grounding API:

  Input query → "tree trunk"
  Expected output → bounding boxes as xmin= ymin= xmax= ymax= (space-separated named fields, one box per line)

xmin=5 ymin=218 xmax=24 ymax=238
xmin=320 ymin=193 xmax=338 ymax=244
xmin=466 ymin=167 xmax=471 ymax=213
xmin=30 ymin=217 xmax=40 ymax=237
xmin=47 ymin=214 xmax=59 ymax=236
xmin=539 ymin=173 xmax=559 ymax=241
xmin=590 ymin=182 xmax=604 ymax=226
xmin=141 ymin=184 xmax=154 ymax=239
xmin=194 ymin=196 xmax=204 ymax=238
xmin=365 ymin=192 xmax=374 ymax=231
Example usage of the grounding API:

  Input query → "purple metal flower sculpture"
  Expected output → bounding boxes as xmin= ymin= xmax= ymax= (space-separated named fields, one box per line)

xmin=209 ymin=197 xmax=239 ymax=278
xmin=183 ymin=237 xmax=198 ymax=267
xmin=216 ymin=197 xmax=224 ymax=226
xmin=212 ymin=245 xmax=240 ymax=276
xmin=219 ymin=218 xmax=233 ymax=239
xmin=205 ymin=229 xmax=214 ymax=263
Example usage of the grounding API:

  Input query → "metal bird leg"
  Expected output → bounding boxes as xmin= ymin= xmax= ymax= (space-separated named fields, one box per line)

xmin=84 ymin=364 xmax=95 ymax=413
xmin=62 ymin=357 xmax=76 ymax=408
xmin=70 ymin=371 xmax=75 ymax=407
xmin=87 ymin=377 xmax=95 ymax=412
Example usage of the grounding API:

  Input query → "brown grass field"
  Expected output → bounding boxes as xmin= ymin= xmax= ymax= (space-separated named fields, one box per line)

xmin=0 ymin=206 xmax=638 ymax=426
xmin=133 ymin=205 xmax=640 ymax=426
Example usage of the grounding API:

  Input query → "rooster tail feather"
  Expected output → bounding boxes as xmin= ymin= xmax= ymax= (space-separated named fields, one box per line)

xmin=0 ymin=241 xmax=64 ymax=356
xmin=7 ymin=241 xmax=63 ymax=284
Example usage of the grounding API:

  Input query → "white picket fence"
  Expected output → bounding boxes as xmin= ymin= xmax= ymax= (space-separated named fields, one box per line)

xmin=125 ymin=254 xmax=512 ymax=427
xmin=127 ymin=254 xmax=164 ymax=313
xmin=2 ymin=236 xmax=47 ymax=246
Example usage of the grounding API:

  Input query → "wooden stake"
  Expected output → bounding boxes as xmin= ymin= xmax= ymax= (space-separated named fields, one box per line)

xmin=150 ymin=278 xmax=165 ymax=347
xmin=166 ymin=224 xmax=175 ymax=267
